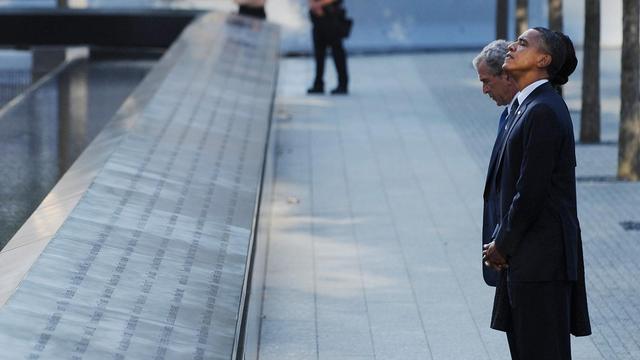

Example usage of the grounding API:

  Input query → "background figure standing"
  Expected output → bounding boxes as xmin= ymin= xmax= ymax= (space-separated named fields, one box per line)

xmin=307 ymin=0 xmax=349 ymax=95
xmin=472 ymin=40 xmax=519 ymax=287
xmin=235 ymin=0 xmax=266 ymax=19
xmin=483 ymin=28 xmax=591 ymax=359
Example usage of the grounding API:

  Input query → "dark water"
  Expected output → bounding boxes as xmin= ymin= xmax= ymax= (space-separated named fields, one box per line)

xmin=0 ymin=70 xmax=32 ymax=108
xmin=0 ymin=0 xmax=222 ymax=248
xmin=0 ymin=51 xmax=33 ymax=108
xmin=0 ymin=59 xmax=153 ymax=248
xmin=0 ymin=0 xmax=223 ymax=248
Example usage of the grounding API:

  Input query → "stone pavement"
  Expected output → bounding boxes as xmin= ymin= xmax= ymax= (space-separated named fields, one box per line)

xmin=258 ymin=52 xmax=639 ymax=359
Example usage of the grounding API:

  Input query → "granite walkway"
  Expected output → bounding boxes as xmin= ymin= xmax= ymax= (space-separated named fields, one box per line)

xmin=258 ymin=52 xmax=639 ymax=359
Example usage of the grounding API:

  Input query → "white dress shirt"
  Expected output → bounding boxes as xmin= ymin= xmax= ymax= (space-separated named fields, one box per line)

xmin=516 ymin=79 xmax=549 ymax=110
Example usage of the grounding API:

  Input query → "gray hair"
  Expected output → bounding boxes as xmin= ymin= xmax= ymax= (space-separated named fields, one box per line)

xmin=472 ymin=39 xmax=509 ymax=76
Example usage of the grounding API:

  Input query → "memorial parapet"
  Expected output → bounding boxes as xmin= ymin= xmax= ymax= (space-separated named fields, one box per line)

xmin=0 ymin=12 xmax=279 ymax=359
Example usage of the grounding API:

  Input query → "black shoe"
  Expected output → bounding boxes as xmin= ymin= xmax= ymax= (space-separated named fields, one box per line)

xmin=307 ymin=84 xmax=324 ymax=94
xmin=330 ymin=86 xmax=348 ymax=95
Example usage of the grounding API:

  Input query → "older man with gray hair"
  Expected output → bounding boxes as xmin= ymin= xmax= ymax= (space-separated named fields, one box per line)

xmin=473 ymin=40 xmax=519 ymax=130
xmin=473 ymin=40 xmax=519 ymax=287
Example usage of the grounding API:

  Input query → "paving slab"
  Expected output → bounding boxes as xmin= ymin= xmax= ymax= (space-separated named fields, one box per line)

xmin=260 ymin=51 xmax=638 ymax=359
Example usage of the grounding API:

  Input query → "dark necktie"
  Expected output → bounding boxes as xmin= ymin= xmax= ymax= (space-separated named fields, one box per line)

xmin=497 ymin=98 xmax=520 ymax=148
xmin=497 ymin=108 xmax=508 ymax=134
xmin=494 ymin=98 xmax=519 ymax=146
xmin=503 ymin=98 xmax=520 ymax=132
xmin=485 ymin=98 xmax=520 ymax=195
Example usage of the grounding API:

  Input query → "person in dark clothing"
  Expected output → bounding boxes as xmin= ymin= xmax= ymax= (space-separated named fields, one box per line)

xmin=235 ymin=0 xmax=266 ymax=20
xmin=473 ymin=40 xmax=519 ymax=287
xmin=307 ymin=0 xmax=349 ymax=95
xmin=482 ymin=28 xmax=591 ymax=360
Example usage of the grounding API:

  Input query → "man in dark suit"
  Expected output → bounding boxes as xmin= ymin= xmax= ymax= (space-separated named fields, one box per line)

xmin=482 ymin=28 xmax=591 ymax=359
xmin=473 ymin=40 xmax=519 ymax=286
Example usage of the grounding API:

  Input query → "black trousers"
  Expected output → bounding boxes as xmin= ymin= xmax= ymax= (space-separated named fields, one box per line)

xmin=238 ymin=5 xmax=266 ymax=19
xmin=312 ymin=28 xmax=348 ymax=88
xmin=506 ymin=281 xmax=572 ymax=360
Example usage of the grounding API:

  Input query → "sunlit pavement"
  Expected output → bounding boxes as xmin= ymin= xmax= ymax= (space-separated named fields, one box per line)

xmin=258 ymin=52 xmax=637 ymax=359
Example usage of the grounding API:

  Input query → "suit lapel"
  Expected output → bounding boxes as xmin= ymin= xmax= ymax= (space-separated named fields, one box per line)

xmin=492 ymin=83 xmax=553 ymax=185
xmin=495 ymin=102 xmax=528 ymax=174
xmin=483 ymin=108 xmax=508 ymax=198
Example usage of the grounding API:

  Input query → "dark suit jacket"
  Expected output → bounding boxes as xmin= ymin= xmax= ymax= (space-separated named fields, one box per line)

xmin=482 ymin=108 xmax=509 ymax=286
xmin=488 ymin=82 xmax=591 ymax=336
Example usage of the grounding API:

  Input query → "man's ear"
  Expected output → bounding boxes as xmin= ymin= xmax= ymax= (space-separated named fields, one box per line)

xmin=537 ymin=53 xmax=552 ymax=68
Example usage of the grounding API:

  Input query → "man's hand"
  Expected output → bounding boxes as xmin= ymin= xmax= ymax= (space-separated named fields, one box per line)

xmin=483 ymin=241 xmax=508 ymax=271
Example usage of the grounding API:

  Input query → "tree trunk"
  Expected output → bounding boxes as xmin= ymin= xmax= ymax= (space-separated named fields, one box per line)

xmin=548 ymin=0 xmax=563 ymax=31
xmin=57 ymin=0 xmax=67 ymax=7
xmin=618 ymin=0 xmax=640 ymax=180
xmin=580 ymin=0 xmax=600 ymax=143
xmin=515 ymin=0 xmax=528 ymax=38
xmin=548 ymin=0 xmax=564 ymax=95
xmin=496 ymin=0 xmax=509 ymax=39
